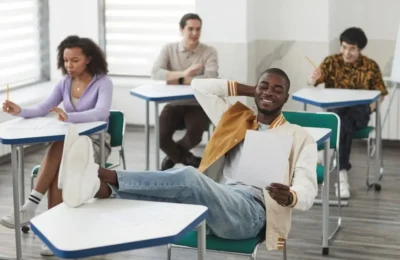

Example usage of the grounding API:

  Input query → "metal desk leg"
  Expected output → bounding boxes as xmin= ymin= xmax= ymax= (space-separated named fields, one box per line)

xmin=145 ymin=100 xmax=150 ymax=170
xmin=99 ymin=131 xmax=105 ymax=167
xmin=17 ymin=146 xmax=24 ymax=206
xmin=370 ymin=98 xmax=382 ymax=189
xmin=376 ymin=97 xmax=383 ymax=177
xmin=196 ymin=220 xmax=206 ymax=260
xmin=322 ymin=139 xmax=330 ymax=255
xmin=12 ymin=145 xmax=22 ymax=260
xmin=154 ymin=102 xmax=160 ymax=170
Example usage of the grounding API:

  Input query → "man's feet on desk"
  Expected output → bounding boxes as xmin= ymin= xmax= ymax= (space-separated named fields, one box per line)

xmin=0 ymin=209 xmax=35 ymax=229
xmin=60 ymin=129 xmax=100 ymax=208
xmin=58 ymin=124 xmax=80 ymax=189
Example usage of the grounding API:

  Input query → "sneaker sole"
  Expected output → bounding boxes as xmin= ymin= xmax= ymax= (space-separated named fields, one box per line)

xmin=0 ymin=218 xmax=29 ymax=229
xmin=40 ymin=249 xmax=54 ymax=256
xmin=62 ymin=136 xmax=94 ymax=208
xmin=40 ymin=252 xmax=54 ymax=256
xmin=59 ymin=125 xmax=79 ymax=189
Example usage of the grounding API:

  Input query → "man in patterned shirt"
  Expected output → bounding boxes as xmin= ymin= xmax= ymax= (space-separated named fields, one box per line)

xmin=309 ymin=27 xmax=388 ymax=199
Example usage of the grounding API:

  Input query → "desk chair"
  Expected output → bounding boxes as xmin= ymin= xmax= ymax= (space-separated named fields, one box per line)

xmin=23 ymin=110 xmax=127 ymax=233
xmin=168 ymin=231 xmax=286 ymax=260
xmin=283 ymin=111 xmax=342 ymax=244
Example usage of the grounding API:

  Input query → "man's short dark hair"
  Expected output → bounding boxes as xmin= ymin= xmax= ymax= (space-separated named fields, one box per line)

xmin=259 ymin=68 xmax=290 ymax=91
xmin=179 ymin=13 xmax=202 ymax=29
xmin=340 ymin=27 xmax=368 ymax=49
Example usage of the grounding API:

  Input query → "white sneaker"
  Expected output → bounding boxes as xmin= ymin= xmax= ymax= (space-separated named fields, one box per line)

xmin=40 ymin=243 xmax=54 ymax=256
xmin=59 ymin=125 xmax=79 ymax=189
xmin=335 ymin=170 xmax=351 ymax=199
xmin=61 ymin=135 xmax=100 ymax=208
xmin=0 ymin=209 xmax=35 ymax=229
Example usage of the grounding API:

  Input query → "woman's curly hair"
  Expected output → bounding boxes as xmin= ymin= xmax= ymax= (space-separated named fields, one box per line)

xmin=57 ymin=35 xmax=108 ymax=75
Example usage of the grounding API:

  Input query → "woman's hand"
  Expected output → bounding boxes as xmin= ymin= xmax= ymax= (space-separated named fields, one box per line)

xmin=49 ymin=107 xmax=68 ymax=121
xmin=2 ymin=100 xmax=21 ymax=115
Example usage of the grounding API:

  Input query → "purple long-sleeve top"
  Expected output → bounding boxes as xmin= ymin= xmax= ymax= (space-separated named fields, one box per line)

xmin=19 ymin=74 xmax=113 ymax=125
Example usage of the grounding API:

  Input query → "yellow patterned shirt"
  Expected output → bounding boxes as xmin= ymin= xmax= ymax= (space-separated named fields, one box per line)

xmin=315 ymin=54 xmax=388 ymax=96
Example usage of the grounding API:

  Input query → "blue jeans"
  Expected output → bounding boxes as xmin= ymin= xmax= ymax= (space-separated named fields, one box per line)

xmin=112 ymin=166 xmax=266 ymax=240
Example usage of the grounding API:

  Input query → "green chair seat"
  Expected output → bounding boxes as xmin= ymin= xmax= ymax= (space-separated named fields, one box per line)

xmin=354 ymin=126 xmax=373 ymax=139
xmin=32 ymin=166 xmax=39 ymax=177
xmin=316 ymin=164 xmax=324 ymax=184
xmin=175 ymin=231 xmax=263 ymax=254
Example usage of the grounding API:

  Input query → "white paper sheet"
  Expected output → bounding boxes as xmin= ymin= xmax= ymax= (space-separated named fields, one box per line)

xmin=6 ymin=117 xmax=55 ymax=129
xmin=235 ymin=130 xmax=293 ymax=189
xmin=6 ymin=117 xmax=69 ymax=130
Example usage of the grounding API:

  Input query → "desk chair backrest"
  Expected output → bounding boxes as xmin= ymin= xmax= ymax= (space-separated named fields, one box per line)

xmin=283 ymin=111 xmax=340 ymax=150
xmin=108 ymin=110 xmax=125 ymax=148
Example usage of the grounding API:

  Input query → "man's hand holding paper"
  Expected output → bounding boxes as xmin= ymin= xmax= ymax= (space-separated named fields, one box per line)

xmin=236 ymin=130 xmax=293 ymax=202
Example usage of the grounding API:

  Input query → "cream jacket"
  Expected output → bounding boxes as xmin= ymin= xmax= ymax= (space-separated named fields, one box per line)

xmin=192 ymin=78 xmax=318 ymax=250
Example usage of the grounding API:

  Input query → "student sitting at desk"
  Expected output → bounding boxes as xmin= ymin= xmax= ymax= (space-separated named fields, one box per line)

xmin=1 ymin=35 xmax=113 ymax=256
xmin=309 ymin=27 xmax=388 ymax=199
xmin=59 ymin=68 xmax=317 ymax=251
xmin=151 ymin=13 xmax=218 ymax=170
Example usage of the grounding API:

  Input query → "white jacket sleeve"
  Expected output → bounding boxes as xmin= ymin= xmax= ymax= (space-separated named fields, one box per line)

xmin=290 ymin=143 xmax=318 ymax=211
xmin=191 ymin=78 xmax=238 ymax=126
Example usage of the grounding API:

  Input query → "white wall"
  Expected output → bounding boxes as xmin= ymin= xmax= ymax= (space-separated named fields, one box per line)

xmin=196 ymin=0 xmax=248 ymax=43
xmin=49 ymin=0 xmax=100 ymax=81
xmin=256 ymin=0 xmax=329 ymax=41
xmin=329 ymin=0 xmax=400 ymax=41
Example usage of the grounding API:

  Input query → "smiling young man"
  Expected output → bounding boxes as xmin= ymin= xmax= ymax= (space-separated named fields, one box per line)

xmin=151 ymin=13 xmax=219 ymax=171
xmin=309 ymin=27 xmax=388 ymax=199
xmin=58 ymin=68 xmax=318 ymax=251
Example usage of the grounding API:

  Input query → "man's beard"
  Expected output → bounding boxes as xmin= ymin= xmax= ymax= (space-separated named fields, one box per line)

xmin=255 ymin=101 xmax=283 ymax=116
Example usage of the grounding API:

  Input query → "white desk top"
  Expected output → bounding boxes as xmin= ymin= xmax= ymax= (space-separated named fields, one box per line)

xmin=130 ymin=81 xmax=195 ymax=102
xmin=292 ymin=88 xmax=381 ymax=108
xmin=0 ymin=117 xmax=106 ymax=145
xmin=304 ymin=127 xmax=331 ymax=146
xmin=30 ymin=199 xmax=207 ymax=259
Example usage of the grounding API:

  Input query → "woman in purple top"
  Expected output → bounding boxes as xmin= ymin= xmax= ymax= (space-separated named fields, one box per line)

xmin=1 ymin=35 xmax=113 ymax=255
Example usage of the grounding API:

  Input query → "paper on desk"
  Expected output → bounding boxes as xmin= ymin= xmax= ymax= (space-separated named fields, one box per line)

xmin=6 ymin=117 xmax=65 ymax=130
xmin=235 ymin=130 xmax=293 ymax=189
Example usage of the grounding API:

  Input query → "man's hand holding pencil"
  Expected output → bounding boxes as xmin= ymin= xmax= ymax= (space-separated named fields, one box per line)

xmin=305 ymin=56 xmax=322 ymax=86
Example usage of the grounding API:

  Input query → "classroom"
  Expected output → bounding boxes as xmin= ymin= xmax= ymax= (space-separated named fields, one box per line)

xmin=0 ymin=0 xmax=399 ymax=259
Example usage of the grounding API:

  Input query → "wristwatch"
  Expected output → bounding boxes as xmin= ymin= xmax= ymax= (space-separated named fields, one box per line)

xmin=178 ymin=77 xmax=184 ymax=85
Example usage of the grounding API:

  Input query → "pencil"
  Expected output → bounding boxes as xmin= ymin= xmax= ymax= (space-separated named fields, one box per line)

xmin=6 ymin=84 xmax=9 ymax=101
xmin=305 ymin=56 xmax=317 ymax=69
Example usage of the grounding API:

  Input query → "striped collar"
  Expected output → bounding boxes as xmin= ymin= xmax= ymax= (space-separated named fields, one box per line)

xmin=257 ymin=113 xmax=286 ymax=129
xmin=270 ymin=113 xmax=286 ymax=128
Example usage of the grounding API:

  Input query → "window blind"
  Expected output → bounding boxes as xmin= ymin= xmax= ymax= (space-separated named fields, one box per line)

xmin=0 ymin=0 xmax=47 ymax=88
xmin=104 ymin=0 xmax=195 ymax=76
